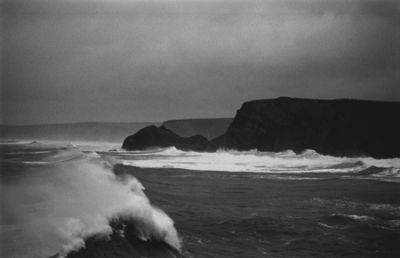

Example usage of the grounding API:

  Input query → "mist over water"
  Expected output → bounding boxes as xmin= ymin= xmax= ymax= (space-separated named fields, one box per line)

xmin=0 ymin=142 xmax=180 ymax=258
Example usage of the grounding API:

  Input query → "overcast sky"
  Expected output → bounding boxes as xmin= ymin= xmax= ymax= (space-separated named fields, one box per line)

xmin=2 ymin=0 xmax=399 ymax=124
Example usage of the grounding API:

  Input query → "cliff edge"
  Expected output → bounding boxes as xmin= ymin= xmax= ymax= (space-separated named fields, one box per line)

xmin=162 ymin=118 xmax=232 ymax=139
xmin=214 ymin=97 xmax=400 ymax=158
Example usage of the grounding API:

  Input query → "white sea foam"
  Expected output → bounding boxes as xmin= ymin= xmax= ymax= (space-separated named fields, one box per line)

xmin=332 ymin=214 xmax=374 ymax=222
xmin=8 ymin=150 xmax=54 ymax=155
xmin=1 ymin=147 xmax=180 ymax=258
xmin=37 ymin=140 xmax=122 ymax=152
xmin=0 ymin=139 xmax=33 ymax=145
xmin=372 ymin=167 xmax=400 ymax=177
xmin=22 ymin=161 xmax=53 ymax=165
xmin=317 ymin=222 xmax=341 ymax=229
xmin=117 ymin=147 xmax=400 ymax=174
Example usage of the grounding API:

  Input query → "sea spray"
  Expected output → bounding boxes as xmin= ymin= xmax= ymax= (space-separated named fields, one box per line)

xmin=0 ymin=146 xmax=180 ymax=258
xmin=118 ymin=147 xmax=400 ymax=174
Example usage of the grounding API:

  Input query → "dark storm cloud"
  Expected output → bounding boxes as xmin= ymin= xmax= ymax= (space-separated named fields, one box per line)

xmin=1 ymin=0 xmax=399 ymax=124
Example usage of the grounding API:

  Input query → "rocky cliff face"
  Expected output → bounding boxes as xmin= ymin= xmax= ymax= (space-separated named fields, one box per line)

xmin=214 ymin=97 xmax=400 ymax=158
xmin=162 ymin=118 xmax=232 ymax=139
xmin=122 ymin=125 xmax=217 ymax=152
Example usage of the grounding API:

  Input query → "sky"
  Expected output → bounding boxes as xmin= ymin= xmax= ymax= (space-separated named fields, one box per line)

xmin=1 ymin=0 xmax=399 ymax=125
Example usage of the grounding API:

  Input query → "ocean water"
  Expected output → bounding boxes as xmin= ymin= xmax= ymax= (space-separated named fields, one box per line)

xmin=1 ymin=141 xmax=400 ymax=257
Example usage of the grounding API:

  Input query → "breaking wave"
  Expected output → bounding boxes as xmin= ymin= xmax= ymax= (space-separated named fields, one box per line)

xmin=0 ymin=144 xmax=180 ymax=258
xmin=117 ymin=147 xmax=400 ymax=175
xmin=330 ymin=213 xmax=374 ymax=222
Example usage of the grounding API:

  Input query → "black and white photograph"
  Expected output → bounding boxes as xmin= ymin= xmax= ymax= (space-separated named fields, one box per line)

xmin=1 ymin=0 xmax=400 ymax=257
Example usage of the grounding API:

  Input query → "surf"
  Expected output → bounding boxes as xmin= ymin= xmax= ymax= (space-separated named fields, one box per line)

xmin=0 ymin=143 xmax=181 ymax=258
xmin=116 ymin=147 xmax=400 ymax=176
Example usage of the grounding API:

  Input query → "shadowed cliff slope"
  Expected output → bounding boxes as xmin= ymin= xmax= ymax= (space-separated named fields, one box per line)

xmin=214 ymin=97 xmax=400 ymax=158
xmin=162 ymin=118 xmax=232 ymax=139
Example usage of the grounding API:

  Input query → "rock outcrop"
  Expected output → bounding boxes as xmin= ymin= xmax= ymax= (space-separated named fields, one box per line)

xmin=63 ymin=218 xmax=183 ymax=258
xmin=214 ymin=97 xmax=400 ymax=158
xmin=122 ymin=125 xmax=217 ymax=152
xmin=162 ymin=118 xmax=232 ymax=139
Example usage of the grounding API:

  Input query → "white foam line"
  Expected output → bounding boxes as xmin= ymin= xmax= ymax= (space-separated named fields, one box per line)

xmin=116 ymin=147 xmax=400 ymax=174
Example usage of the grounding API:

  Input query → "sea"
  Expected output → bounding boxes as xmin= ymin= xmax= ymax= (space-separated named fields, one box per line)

xmin=1 ymin=140 xmax=400 ymax=258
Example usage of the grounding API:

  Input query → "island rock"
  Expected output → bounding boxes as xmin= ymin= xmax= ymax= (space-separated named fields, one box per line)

xmin=122 ymin=125 xmax=217 ymax=152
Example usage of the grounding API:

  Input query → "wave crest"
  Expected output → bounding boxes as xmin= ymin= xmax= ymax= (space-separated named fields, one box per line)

xmin=1 ymin=146 xmax=181 ymax=258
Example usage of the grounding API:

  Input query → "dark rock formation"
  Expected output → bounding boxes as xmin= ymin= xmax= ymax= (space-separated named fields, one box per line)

xmin=214 ymin=97 xmax=400 ymax=158
xmin=162 ymin=118 xmax=232 ymax=139
xmin=64 ymin=218 xmax=184 ymax=258
xmin=122 ymin=125 xmax=217 ymax=152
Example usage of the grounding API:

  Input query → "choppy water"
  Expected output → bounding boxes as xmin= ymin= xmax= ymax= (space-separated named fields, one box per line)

xmin=1 ymin=141 xmax=400 ymax=257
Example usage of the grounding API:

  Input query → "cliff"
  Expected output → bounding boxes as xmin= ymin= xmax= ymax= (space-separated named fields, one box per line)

xmin=122 ymin=125 xmax=217 ymax=152
xmin=162 ymin=118 xmax=232 ymax=139
xmin=214 ymin=97 xmax=400 ymax=158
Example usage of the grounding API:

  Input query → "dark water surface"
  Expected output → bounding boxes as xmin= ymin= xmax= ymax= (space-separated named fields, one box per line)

xmin=115 ymin=165 xmax=400 ymax=258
